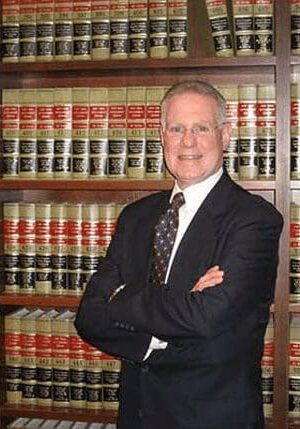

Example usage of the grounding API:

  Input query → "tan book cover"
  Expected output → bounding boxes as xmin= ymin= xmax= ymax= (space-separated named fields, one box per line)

xmin=36 ymin=0 xmax=55 ymax=61
xmin=232 ymin=0 xmax=255 ymax=56
xmin=67 ymin=203 xmax=84 ymax=295
xmin=89 ymin=87 xmax=109 ymax=178
xmin=254 ymin=0 xmax=274 ymax=56
xmin=69 ymin=316 xmax=86 ymax=408
xmin=149 ymin=0 xmax=168 ymax=58
xmin=204 ymin=0 xmax=234 ymax=57
xmin=291 ymin=0 xmax=300 ymax=55
xmin=289 ymin=314 xmax=300 ymax=417
xmin=73 ymin=0 xmax=92 ymax=61
xmin=1 ymin=0 xmax=20 ymax=63
xmin=168 ymin=0 xmax=188 ymax=58
xmin=2 ymin=89 xmax=20 ymax=179
xmin=82 ymin=203 xmax=101 ymax=288
xmin=7 ymin=418 xmax=31 ymax=429
xmin=50 ymin=203 xmax=68 ymax=295
xmin=19 ymin=202 xmax=36 ymax=294
xmin=35 ymin=203 xmax=52 ymax=294
xmin=54 ymin=88 xmax=72 ymax=179
xmin=3 ymin=202 xmax=20 ymax=294
xmin=261 ymin=315 xmax=274 ymax=418
xmin=85 ymin=343 xmax=103 ymax=409
xmin=20 ymin=308 xmax=45 ymax=405
xmin=72 ymin=88 xmax=90 ymax=179
xmin=19 ymin=0 xmax=37 ymax=63
xmin=99 ymin=203 xmax=117 ymax=257
xmin=129 ymin=0 xmax=148 ymax=59
xmin=290 ymin=201 xmax=300 ymax=303
xmin=19 ymin=89 xmax=37 ymax=179
xmin=102 ymin=354 xmax=121 ymax=411
xmin=91 ymin=0 xmax=110 ymax=60
xmin=291 ymin=82 xmax=300 ymax=180
xmin=110 ymin=0 xmax=129 ymax=59
xmin=36 ymin=89 xmax=55 ymax=179
xmin=54 ymin=0 xmax=73 ymax=61
xmin=5 ymin=307 xmax=30 ymax=403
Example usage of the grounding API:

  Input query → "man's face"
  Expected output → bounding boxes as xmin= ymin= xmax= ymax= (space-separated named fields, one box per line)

xmin=161 ymin=92 xmax=231 ymax=189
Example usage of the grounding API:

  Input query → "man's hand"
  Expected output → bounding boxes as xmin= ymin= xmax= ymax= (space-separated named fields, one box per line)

xmin=190 ymin=265 xmax=224 ymax=292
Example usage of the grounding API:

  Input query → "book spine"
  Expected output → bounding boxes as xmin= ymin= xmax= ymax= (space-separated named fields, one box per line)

xmin=36 ymin=0 xmax=55 ymax=62
xmin=67 ymin=203 xmax=83 ymax=295
xmin=1 ymin=0 xmax=20 ymax=63
xmin=91 ymin=0 xmax=110 ymax=60
xmin=290 ymin=202 xmax=300 ymax=302
xmin=35 ymin=203 xmax=52 ymax=294
xmin=128 ymin=0 xmax=148 ymax=59
xmin=2 ymin=89 xmax=20 ymax=179
xmin=50 ymin=203 xmax=68 ymax=295
xmin=256 ymin=84 xmax=276 ymax=180
xmin=204 ymin=0 xmax=234 ymax=57
xmin=99 ymin=203 xmax=117 ymax=257
xmin=145 ymin=86 xmax=167 ymax=179
xmin=238 ymin=84 xmax=258 ymax=179
xmin=289 ymin=314 xmax=300 ymax=417
xmin=19 ymin=0 xmax=37 ymax=63
xmin=291 ymin=83 xmax=300 ymax=180
xmin=291 ymin=0 xmax=300 ymax=55
xmin=110 ymin=0 xmax=129 ymax=60
xmin=108 ymin=87 xmax=127 ymax=179
xmin=102 ymin=353 xmax=121 ymax=411
xmin=69 ymin=318 xmax=86 ymax=408
xmin=168 ymin=0 xmax=188 ymax=58
xmin=89 ymin=87 xmax=109 ymax=178
xmin=82 ymin=203 xmax=101 ymax=288
xmin=19 ymin=89 xmax=37 ymax=179
xmin=217 ymin=85 xmax=239 ymax=180
xmin=54 ymin=0 xmax=73 ymax=61
xmin=232 ymin=0 xmax=255 ymax=56
xmin=19 ymin=203 xmax=36 ymax=294
xmin=3 ymin=202 xmax=20 ymax=293
xmin=127 ymin=86 xmax=146 ymax=179
xmin=72 ymin=88 xmax=90 ymax=179
xmin=149 ymin=0 xmax=168 ymax=58
xmin=36 ymin=88 xmax=54 ymax=179
xmin=54 ymin=88 xmax=72 ymax=178
xmin=261 ymin=316 xmax=274 ymax=418
xmin=84 ymin=343 xmax=103 ymax=409
xmin=254 ymin=0 xmax=273 ymax=56
xmin=73 ymin=0 xmax=92 ymax=61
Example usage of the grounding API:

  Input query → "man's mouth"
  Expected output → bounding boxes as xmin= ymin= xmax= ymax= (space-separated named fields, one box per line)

xmin=178 ymin=154 xmax=202 ymax=160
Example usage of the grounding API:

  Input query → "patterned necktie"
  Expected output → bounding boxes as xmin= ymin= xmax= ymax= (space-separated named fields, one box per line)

xmin=151 ymin=192 xmax=185 ymax=284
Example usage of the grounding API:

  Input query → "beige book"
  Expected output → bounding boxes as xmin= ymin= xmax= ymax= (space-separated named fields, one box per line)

xmin=2 ymin=89 xmax=20 ymax=179
xmin=1 ymin=0 xmax=20 ymax=63
xmin=289 ymin=314 xmax=300 ymax=417
xmin=67 ymin=203 xmax=84 ymax=295
xmin=261 ymin=315 xmax=274 ymax=417
xmin=19 ymin=203 xmax=36 ymax=294
xmin=168 ymin=0 xmax=188 ymax=58
xmin=91 ymin=0 xmax=110 ymax=60
xmin=85 ymin=343 xmax=103 ymax=409
xmin=149 ymin=0 xmax=168 ymax=58
xmin=232 ymin=0 xmax=255 ymax=56
xmin=36 ymin=0 xmax=55 ymax=61
xmin=54 ymin=88 xmax=72 ymax=179
xmin=35 ymin=203 xmax=52 ymax=294
xmin=110 ymin=0 xmax=129 ymax=60
xmin=19 ymin=0 xmax=37 ymax=63
xmin=19 ymin=89 xmax=37 ymax=179
xmin=73 ymin=0 xmax=92 ymax=61
xmin=102 ymin=354 xmax=121 ymax=411
xmin=72 ymin=88 xmax=90 ymax=179
xmin=291 ymin=0 xmax=300 ymax=55
xmin=129 ymin=0 xmax=148 ymax=59
xmin=7 ymin=418 xmax=31 ymax=429
xmin=254 ymin=0 xmax=274 ymax=56
xmin=69 ymin=316 xmax=87 ymax=408
xmin=3 ymin=202 xmax=20 ymax=293
xmin=54 ymin=0 xmax=73 ymax=61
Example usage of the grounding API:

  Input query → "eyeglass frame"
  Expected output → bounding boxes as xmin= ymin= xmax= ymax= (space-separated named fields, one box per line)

xmin=162 ymin=121 xmax=225 ymax=139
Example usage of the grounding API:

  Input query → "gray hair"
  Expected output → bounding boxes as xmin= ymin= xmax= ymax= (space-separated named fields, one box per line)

xmin=160 ymin=81 xmax=227 ymax=129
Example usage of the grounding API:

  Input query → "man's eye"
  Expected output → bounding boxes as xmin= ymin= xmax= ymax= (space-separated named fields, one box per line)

xmin=194 ymin=125 xmax=209 ymax=134
xmin=170 ymin=126 xmax=183 ymax=133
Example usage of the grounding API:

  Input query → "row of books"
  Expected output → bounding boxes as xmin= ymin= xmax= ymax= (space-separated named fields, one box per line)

xmin=3 ymin=201 xmax=124 ymax=295
xmin=289 ymin=314 xmax=300 ymax=416
xmin=1 ymin=0 xmax=188 ymax=63
xmin=8 ymin=419 xmax=116 ymax=429
xmin=1 ymin=84 xmax=277 ymax=180
xmin=205 ymin=0 xmax=274 ymax=57
xmin=5 ymin=308 xmax=121 ymax=410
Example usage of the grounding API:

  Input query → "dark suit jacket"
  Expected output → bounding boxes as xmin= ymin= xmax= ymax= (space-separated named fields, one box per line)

xmin=75 ymin=172 xmax=283 ymax=429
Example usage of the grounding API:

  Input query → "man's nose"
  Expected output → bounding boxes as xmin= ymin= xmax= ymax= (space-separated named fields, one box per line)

xmin=181 ymin=128 xmax=196 ymax=146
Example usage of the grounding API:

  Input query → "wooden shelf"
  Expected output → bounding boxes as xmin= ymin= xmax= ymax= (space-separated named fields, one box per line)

xmin=0 ymin=294 xmax=81 ymax=309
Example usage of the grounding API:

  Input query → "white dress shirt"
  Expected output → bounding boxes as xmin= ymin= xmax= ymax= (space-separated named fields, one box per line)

xmin=144 ymin=168 xmax=224 ymax=360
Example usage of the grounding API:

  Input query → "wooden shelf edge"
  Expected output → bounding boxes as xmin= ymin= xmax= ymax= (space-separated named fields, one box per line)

xmin=0 ymin=294 xmax=81 ymax=308
xmin=0 ymin=404 xmax=117 ymax=424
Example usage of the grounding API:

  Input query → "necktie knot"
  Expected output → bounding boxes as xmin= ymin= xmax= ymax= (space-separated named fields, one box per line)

xmin=170 ymin=192 xmax=185 ymax=211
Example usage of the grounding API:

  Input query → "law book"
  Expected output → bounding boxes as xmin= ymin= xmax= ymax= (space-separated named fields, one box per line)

xmin=168 ymin=0 xmax=188 ymax=58
xmin=217 ymin=85 xmax=239 ymax=180
xmin=289 ymin=313 xmax=300 ymax=417
xmin=19 ymin=202 xmax=36 ymax=294
xmin=72 ymin=88 xmax=90 ymax=179
xmin=99 ymin=203 xmax=117 ymax=257
xmin=51 ymin=310 xmax=74 ymax=407
xmin=54 ymin=0 xmax=73 ymax=61
xmin=36 ymin=309 xmax=59 ymax=406
xmin=108 ymin=87 xmax=127 ymax=179
xmin=35 ymin=203 xmax=52 ymax=294
xmin=261 ymin=315 xmax=274 ymax=418
xmin=73 ymin=0 xmax=92 ymax=61
xmin=290 ymin=202 xmax=300 ymax=302
xmin=204 ymin=0 xmax=234 ymax=57
xmin=254 ymin=0 xmax=274 ymax=56
xmin=291 ymin=0 xmax=300 ymax=56
xmin=84 ymin=343 xmax=103 ymax=410
xmin=291 ymin=82 xmax=300 ymax=180
xmin=36 ymin=0 xmax=55 ymax=62
xmin=20 ymin=308 xmax=45 ymax=404
xmin=102 ymin=353 xmax=121 ymax=411
xmin=127 ymin=86 xmax=146 ymax=179
xmin=256 ymin=84 xmax=276 ymax=180
xmin=128 ymin=0 xmax=148 ymax=59
xmin=69 ymin=316 xmax=86 ymax=408
xmin=232 ymin=0 xmax=255 ymax=56
xmin=89 ymin=87 xmax=109 ymax=178
xmin=238 ymin=84 xmax=258 ymax=179
xmin=67 ymin=203 xmax=84 ymax=295
xmin=19 ymin=89 xmax=37 ymax=179
xmin=19 ymin=0 xmax=37 ymax=63
xmin=110 ymin=0 xmax=129 ymax=60
xmin=50 ymin=203 xmax=68 ymax=295
xmin=3 ymin=202 xmax=20 ymax=294
xmin=2 ymin=89 xmax=20 ymax=179
xmin=149 ymin=0 xmax=168 ymax=58
xmin=91 ymin=0 xmax=110 ymax=60
xmin=1 ymin=0 xmax=20 ymax=63
xmin=54 ymin=88 xmax=72 ymax=179
xmin=7 ymin=417 xmax=31 ymax=429
xmin=5 ymin=307 xmax=30 ymax=404
xmin=145 ymin=86 xmax=167 ymax=179
xmin=36 ymin=88 xmax=55 ymax=179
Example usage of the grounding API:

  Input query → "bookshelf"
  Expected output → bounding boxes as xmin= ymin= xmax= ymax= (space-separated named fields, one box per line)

xmin=0 ymin=0 xmax=293 ymax=428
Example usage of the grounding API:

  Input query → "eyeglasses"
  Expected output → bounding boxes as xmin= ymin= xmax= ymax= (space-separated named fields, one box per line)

xmin=165 ymin=122 xmax=222 ymax=138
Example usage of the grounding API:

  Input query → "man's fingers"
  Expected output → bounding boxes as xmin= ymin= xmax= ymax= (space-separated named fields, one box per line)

xmin=191 ymin=266 xmax=224 ymax=292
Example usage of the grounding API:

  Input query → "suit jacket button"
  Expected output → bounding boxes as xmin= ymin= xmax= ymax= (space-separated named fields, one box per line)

xmin=141 ymin=364 xmax=149 ymax=373
xmin=114 ymin=320 xmax=120 ymax=327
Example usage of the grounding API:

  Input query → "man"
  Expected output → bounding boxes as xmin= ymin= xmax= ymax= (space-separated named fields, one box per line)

xmin=75 ymin=81 xmax=283 ymax=429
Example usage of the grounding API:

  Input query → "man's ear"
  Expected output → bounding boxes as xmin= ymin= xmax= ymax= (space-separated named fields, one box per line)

xmin=160 ymin=126 xmax=165 ymax=146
